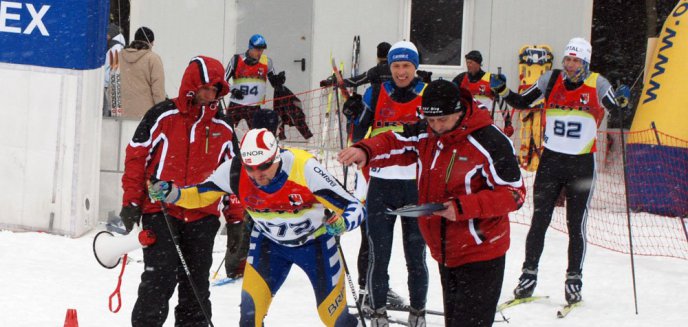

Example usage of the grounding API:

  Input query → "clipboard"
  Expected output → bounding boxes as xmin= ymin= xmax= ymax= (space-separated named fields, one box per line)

xmin=386 ymin=203 xmax=447 ymax=217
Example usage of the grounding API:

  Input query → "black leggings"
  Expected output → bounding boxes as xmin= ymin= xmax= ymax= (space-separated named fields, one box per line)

xmin=132 ymin=213 xmax=220 ymax=327
xmin=365 ymin=177 xmax=428 ymax=310
xmin=523 ymin=148 xmax=595 ymax=275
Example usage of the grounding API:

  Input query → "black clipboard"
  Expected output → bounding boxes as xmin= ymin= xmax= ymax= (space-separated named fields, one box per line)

xmin=386 ymin=203 xmax=446 ymax=217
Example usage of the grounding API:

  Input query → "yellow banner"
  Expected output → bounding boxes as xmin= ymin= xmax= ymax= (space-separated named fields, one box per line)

xmin=630 ymin=0 xmax=688 ymax=146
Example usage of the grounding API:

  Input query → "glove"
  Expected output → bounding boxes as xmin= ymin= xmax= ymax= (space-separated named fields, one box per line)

xmin=147 ymin=177 xmax=180 ymax=203
xmin=342 ymin=93 xmax=364 ymax=119
xmin=615 ymin=84 xmax=630 ymax=108
xmin=225 ymin=222 xmax=245 ymax=254
xmin=231 ymin=88 xmax=244 ymax=100
xmin=268 ymin=71 xmax=286 ymax=87
xmin=324 ymin=210 xmax=347 ymax=236
xmin=119 ymin=203 xmax=142 ymax=232
xmin=490 ymin=73 xmax=507 ymax=95
xmin=319 ymin=75 xmax=336 ymax=87
xmin=416 ymin=70 xmax=433 ymax=83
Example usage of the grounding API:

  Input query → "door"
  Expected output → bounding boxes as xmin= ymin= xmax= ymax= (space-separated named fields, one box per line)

xmin=237 ymin=0 xmax=313 ymax=96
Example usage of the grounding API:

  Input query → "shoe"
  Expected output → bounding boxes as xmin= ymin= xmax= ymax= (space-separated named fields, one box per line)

xmin=564 ymin=273 xmax=583 ymax=304
xmin=226 ymin=272 xmax=244 ymax=279
xmin=408 ymin=308 xmax=426 ymax=327
xmin=513 ymin=268 xmax=538 ymax=299
xmin=369 ymin=307 xmax=389 ymax=327
xmin=356 ymin=288 xmax=372 ymax=314
xmin=386 ymin=288 xmax=407 ymax=307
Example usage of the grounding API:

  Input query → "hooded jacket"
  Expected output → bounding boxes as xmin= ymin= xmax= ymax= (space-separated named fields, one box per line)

xmin=355 ymin=91 xmax=526 ymax=267
xmin=122 ymin=56 xmax=234 ymax=222
xmin=121 ymin=41 xmax=166 ymax=118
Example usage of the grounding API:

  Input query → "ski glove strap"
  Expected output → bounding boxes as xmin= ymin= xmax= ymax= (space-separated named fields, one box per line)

xmin=324 ymin=210 xmax=347 ymax=236
xmin=147 ymin=178 xmax=179 ymax=203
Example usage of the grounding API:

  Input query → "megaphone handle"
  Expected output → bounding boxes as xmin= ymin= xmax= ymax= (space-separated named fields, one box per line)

xmin=108 ymin=254 xmax=128 ymax=313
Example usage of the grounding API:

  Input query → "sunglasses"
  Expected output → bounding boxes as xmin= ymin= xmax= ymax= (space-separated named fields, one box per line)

xmin=244 ymin=160 xmax=274 ymax=172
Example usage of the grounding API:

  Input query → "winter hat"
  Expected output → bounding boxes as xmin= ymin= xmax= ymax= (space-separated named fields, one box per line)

xmin=387 ymin=41 xmax=419 ymax=68
xmin=134 ymin=27 xmax=155 ymax=43
xmin=420 ymin=80 xmax=464 ymax=117
xmin=249 ymin=34 xmax=267 ymax=49
xmin=240 ymin=128 xmax=280 ymax=167
xmin=107 ymin=23 xmax=121 ymax=38
xmin=377 ymin=42 xmax=392 ymax=59
xmin=252 ymin=109 xmax=281 ymax=135
xmin=563 ymin=37 xmax=591 ymax=63
xmin=464 ymin=50 xmax=483 ymax=65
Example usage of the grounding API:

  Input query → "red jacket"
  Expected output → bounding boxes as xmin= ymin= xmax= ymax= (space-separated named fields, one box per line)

xmin=121 ymin=56 xmax=234 ymax=222
xmin=356 ymin=96 xmax=525 ymax=267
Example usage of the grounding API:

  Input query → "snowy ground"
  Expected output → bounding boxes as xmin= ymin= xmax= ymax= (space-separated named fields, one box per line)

xmin=1 ymin=221 xmax=686 ymax=326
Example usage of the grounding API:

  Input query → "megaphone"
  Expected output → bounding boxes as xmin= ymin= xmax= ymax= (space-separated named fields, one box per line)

xmin=93 ymin=225 xmax=156 ymax=269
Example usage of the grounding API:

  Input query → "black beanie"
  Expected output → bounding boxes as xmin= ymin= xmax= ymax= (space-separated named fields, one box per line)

xmin=135 ymin=27 xmax=155 ymax=43
xmin=377 ymin=42 xmax=392 ymax=59
xmin=421 ymin=80 xmax=464 ymax=117
xmin=465 ymin=50 xmax=482 ymax=64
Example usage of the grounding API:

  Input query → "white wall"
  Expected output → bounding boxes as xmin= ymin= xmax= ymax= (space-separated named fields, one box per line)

xmin=129 ymin=0 xmax=237 ymax=99
xmin=0 ymin=63 xmax=102 ymax=237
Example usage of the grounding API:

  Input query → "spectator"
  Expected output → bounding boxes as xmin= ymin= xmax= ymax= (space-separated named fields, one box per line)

xmin=119 ymin=56 xmax=232 ymax=326
xmin=338 ymin=79 xmax=525 ymax=327
xmin=120 ymin=26 xmax=166 ymax=119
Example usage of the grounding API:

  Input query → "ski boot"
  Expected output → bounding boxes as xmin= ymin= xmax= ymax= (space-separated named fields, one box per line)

xmin=356 ymin=288 xmax=372 ymax=315
xmin=564 ymin=273 xmax=583 ymax=304
xmin=369 ymin=307 xmax=389 ymax=327
xmin=386 ymin=288 xmax=407 ymax=308
xmin=408 ymin=308 xmax=426 ymax=327
xmin=513 ymin=268 xmax=538 ymax=299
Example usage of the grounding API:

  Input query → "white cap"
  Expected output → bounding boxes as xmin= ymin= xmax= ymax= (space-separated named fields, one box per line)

xmin=563 ymin=37 xmax=592 ymax=63
xmin=240 ymin=128 xmax=279 ymax=167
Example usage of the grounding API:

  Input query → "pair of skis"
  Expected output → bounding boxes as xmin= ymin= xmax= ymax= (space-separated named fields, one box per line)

xmin=497 ymin=295 xmax=582 ymax=318
xmin=350 ymin=304 xmax=443 ymax=327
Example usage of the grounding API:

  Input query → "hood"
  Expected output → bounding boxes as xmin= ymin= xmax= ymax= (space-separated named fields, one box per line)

xmin=174 ymin=56 xmax=230 ymax=113
xmin=433 ymin=88 xmax=494 ymax=142
xmin=121 ymin=47 xmax=151 ymax=64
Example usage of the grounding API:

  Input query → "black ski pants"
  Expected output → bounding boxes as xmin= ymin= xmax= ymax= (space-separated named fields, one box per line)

xmin=132 ymin=212 xmax=220 ymax=327
xmin=365 ymin=177 xmax=428 ymax=310
xmin=523 ymin=148 xmax=595 ymax=275
xmin=439 ymin=255 xmax=505 ymax=327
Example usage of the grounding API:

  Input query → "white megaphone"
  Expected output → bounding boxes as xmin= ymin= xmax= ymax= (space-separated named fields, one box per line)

xmin=93 ymin=225 xmax=157 ymax=269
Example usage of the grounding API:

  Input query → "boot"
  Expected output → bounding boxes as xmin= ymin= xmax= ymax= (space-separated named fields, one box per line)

xmin=408 ymin=308 xmax=426 ymax=327
xmin=513 ymin=268 xmax=538 ymax=299
xmin=386 ymin=288 xmax=407 ymax=307
xmin=564 ymin=272 xmax=583 ymax=304
xmin=369 ymin=307 xmax=389 ymax=327
xmin=356 ymin=288 xmax=372 ymax=315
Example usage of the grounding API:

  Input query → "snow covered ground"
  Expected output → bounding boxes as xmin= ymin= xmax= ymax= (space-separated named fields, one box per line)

xmin=1 ymin=221 xmax=686 ymax=326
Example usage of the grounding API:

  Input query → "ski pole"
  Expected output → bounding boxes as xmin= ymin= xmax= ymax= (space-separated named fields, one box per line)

xmin=211 ymin=257 xmax=226 ymax=281
xmin=333 ymin=81 xmax=349 ymax=188
xmin=618 ymin=109 xmax=639 ymax=315
xmin=159 ymin=203 xmax=215 ymax=327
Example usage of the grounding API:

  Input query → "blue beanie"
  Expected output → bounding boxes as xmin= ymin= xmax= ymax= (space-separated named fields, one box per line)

xmin=387 ymin=41 xmax=419 ymax=68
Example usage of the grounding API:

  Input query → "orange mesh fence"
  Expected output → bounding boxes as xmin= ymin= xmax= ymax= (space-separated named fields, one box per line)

xmin=228 ymin=87 xmax=688 ymax=260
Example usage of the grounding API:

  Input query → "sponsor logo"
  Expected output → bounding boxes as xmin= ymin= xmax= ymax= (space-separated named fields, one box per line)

xmin=392 ymin=54 xmax=409 ymax=60
xmin=327 ymin=289 xmax=345 ymax=315
xmin=288 ymin=194 xmax=303 ymax=206
xmin=0 ymin=1 xmax=51 ymax=36
xmin=313 ymin=166 xmax=337 ymax=187
xmin=580 ymin=93 xmax=589 ymax=105
xmin=242 ymin=150 xmax=264 ymax=157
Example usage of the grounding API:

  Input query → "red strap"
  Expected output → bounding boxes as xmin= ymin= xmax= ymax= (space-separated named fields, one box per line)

xmin=108 ymin=254 xmax=128 ymax=313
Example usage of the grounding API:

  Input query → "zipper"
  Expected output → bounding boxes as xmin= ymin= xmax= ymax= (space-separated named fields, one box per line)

xmin=441 ymin=149 xmax=457 ymax=267
xmin=205 ymin=126 xmax=210 ymax=154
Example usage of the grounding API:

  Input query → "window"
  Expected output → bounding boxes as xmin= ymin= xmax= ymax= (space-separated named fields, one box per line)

xmin=410 ymin=0 xmax=465 ymax=66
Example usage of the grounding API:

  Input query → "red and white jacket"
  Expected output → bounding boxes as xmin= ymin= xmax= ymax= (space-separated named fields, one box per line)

xmin=355 ymin=95 xmax=526 ymax=267
xmin=121 ymin=56 xmax=235 ymax=222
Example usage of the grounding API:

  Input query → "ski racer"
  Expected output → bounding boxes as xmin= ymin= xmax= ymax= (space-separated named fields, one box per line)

xmin=148 ymin=128 xmax=366 ymax=327
xmin=452 ymin=50 xmax=496 ymax=109
xmin=490 ymin=37 xmax=623 ymax=305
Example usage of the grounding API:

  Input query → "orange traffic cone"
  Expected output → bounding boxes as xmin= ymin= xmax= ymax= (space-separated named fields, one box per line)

xmin=64 ymin=308 xmax=79 ymax=327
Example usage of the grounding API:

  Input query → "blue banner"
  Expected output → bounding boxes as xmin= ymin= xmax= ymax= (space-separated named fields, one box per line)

xmin=0 ymin=0 xmax=109 ymax=70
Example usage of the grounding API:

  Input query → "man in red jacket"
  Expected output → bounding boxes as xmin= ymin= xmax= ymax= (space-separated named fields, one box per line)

xmin=119 ymin=56 xmax=233 ymax=327
xmin=338 ymin=80 xmax=526 ymax=327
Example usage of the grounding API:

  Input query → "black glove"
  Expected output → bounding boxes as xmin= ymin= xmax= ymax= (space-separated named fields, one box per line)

xmin=226 ymin=222 xmax=245 ymax=254
xmin=231 ymin=88 xmax=244 ymax=100
xmin=120 ymin=203 xmax=142 ymax=232
xmin=416 ymin=70 xmax=433 ymax=83
xmin=269 ymin=71 xmax=286 ymax=87
xmin=342 ymin=93 xmax=364 ymax=119
xmin=319 ymin=75 xmax=336 ymax=87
